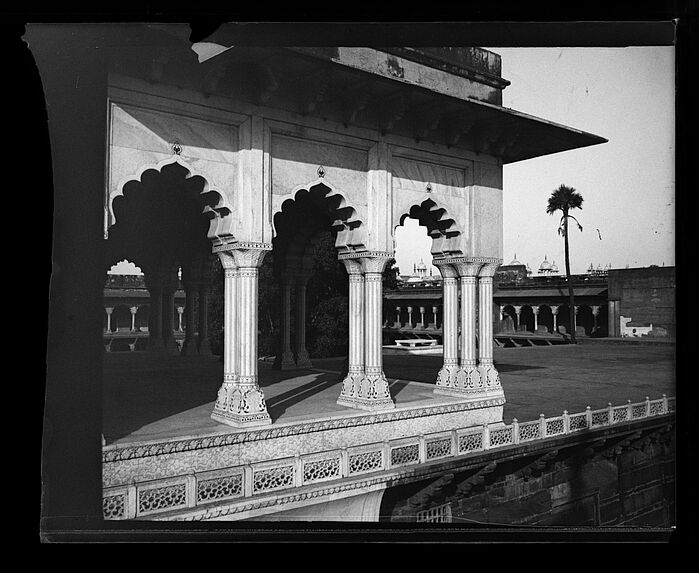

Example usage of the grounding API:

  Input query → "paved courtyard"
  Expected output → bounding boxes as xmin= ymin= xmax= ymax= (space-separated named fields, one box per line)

xmin=103 ymin=342 xmax=675 ymax=445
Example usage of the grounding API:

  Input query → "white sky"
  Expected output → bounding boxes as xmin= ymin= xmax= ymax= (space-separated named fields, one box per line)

xmin=396 ymin=46 xmax=675 ymax=276
xmin=111 ymin=47 xmax=675 ymax=277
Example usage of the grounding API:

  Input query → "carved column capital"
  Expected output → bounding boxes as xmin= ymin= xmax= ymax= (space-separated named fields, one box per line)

xmin=475 ymin=258 xmax=502 ymax=278
xmin=340 ymin=257 xmax=364 ymax=276
xmin=234 ymin=244 xmax=272 ymax=269
xmin=452 ymin=259 xmax=484 ymax=278
xmin=217 ymin=250 xmax=238 ymax=271
xmin=129 ymin=306 xmax=138 ymax=315
xmin=105 ymin=307 xmax=114 ymax=314
xmin=552 ymin=307 xmax=559 ymax=316
xmin=532 ymin=306 xmax=540 ymax=315
xmin=433 ymin=259 xmax=458 ymax=279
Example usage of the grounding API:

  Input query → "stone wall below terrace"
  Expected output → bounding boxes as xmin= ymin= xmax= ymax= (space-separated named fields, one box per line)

xmin=380 ymin=421 xmax=675 ymax=527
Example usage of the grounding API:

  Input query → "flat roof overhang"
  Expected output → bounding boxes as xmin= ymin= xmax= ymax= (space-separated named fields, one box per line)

xmin=63 ymin=20 xmax=605 ymax=165
xmin=191 ymin=41 xmax=607 ymax=164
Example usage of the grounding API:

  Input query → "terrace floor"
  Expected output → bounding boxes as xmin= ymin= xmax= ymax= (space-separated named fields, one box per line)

xmin=103 ymin=342 xmax=675 ymax=446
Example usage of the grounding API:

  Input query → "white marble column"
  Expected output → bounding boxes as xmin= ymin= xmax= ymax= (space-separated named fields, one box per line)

xmin=337 ymin=259 xmax=365 ymax=406
xmin=212 ymin=252 xmax=238 ymax=420
xmin=176 ymin=306 xmax=184 ymax=331
xmin=181 ymin=285 xmax=198 ymax=355
xmin=419 ymin=307 xmax=426 ymax=329
xmin=198 ymin=283 xmax=212 ymax=356
xmin=513 ymin=305 xmax=522 ymax=330
xmin=338 ymin=253 xmax=394 ymax=410
xmin=533 ymin=305 xmax=539 ymax=332
xmin=145 ymin=276 xmax=163 ymax=351
xmin=553 ymin=307 xmax=559 ymax=333
xmin=448 ymin=261 xmax=483 ymax=396
xmin=162 ymin=280 xmax=179 ymax=354
xmin=432 ymin=306 xmax=439 ymax=329
xmin=211 ymin=243 xmax=272 ymax=427
xmin=294 ymin=274 xmax=313 ymax=369
xmin=407 ymin=306 xmax=414 ymax=329
xmin=434 ymin=260 xmax=459 ymax=390
xmin=130 ymin=306 xmax=138 ymax=331
xmin=477 ymin=261 xmax=503 ymax=393
xmin=105 ymin=307 xmax=113 ymax=333
xmin=279 ymin=274 xmax=296 ymax=369
xmin=592 ymin=305 xmax=600 ymax=331
xmin=394 ymin=306 xmax=402 ymax=328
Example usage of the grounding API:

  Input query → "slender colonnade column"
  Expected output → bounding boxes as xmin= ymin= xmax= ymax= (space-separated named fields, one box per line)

xmin=477 ymin=261 xmax=503 ymax=393
xmin=337 ymin=253 xmax=394 ymax=411
xmin=337 ymin=258 xmax=365 ymax=406
xmin=177 ymin=307 xmax=184 ymax=332
xmin=294 ymin=274 xmax=313 ymax=369
xmin=211 ymin=243 xmax=272 ymax=427
xmin=212 ymin=251 xmax=239 ymax=420
xmin=279 ymin=274 xmax=296 ymax=369
xmin=145 ymin=273 xmax=163 ymax=351
xmin=130 ymin=306 xmax=137 ymax=331
xmin=162 ymin=270 xmax=179 ymax=354
xmin=533 ymin=305 xmax=539 ymax=332
xmin=198 ymin=282 xmax=211 ymax=356
xmin=434 ymin=260 xmax=459 ymax=390
xmin=105 ymin=307 xmax=113 ymax=333
xmin=181 ymin=268 xmax=199 ymax=355
xmin=553 ymin=307 xmax=559 ymax=334
xmin=360 ymin=254 xmax=395 ymax=410
xmin=451 ymin=261 xmax=483 ymax=395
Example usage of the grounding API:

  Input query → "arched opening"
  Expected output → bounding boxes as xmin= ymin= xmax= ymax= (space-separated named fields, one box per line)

xmin=557 ymin=304 xmax=572 ymax=335
xmin=271 ymin=183 xmax=362 ymax=370
xmin=105 ymin=161 xmax=224 ymax=356
xmin=538 ymin=305 xmax=553 ymax=334
xmin=501 ymin=304 xmax=517 ymax=333
xmin=595 ymin=304 xmax=609 ymax=337
xmin=390 ymin=216 xmax=441 ymax=346
xmin=519 ymin=305 xmax=535 ymax=332
xmin=577 ymin=305 xmax=594 ymax=337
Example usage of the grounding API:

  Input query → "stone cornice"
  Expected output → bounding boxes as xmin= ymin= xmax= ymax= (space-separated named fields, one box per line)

xmin=212 ymin=241 xmax=273 ymax=254
xmin=337 ymin=250 xmax=393 ymax=261
xmin=103 ymin=397 xmax=506 ymax=463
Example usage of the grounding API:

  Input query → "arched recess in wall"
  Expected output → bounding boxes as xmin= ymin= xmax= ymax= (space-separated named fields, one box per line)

xmin=272 ymin=181 xmax=365 ymax=277
xmin=393 ymin=196 xmax=463 ymax=260
xmin=105 ymin=158 xmax=231 ymax=276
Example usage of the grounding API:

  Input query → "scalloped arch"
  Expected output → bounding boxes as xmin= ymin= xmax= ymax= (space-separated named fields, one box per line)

xmin=108 ymin=156 xmax=235 ymax=243
xmin=393 ymin=195 xmax=465 ymax=258
xmin=273 ymin=178 xmax=365 ymax=253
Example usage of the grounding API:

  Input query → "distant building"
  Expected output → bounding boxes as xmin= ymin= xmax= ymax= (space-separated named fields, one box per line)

xmin=384 ymin=257 xmax=675 ymax=340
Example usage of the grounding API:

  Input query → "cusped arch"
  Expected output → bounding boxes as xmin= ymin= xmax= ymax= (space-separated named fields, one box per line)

xmin=273 ymin=180 xmax=365 ymax=254
xmin=108 ymin=157 xmax=234 ymax=244
xmin=394 ymin=196 xmax=464 ymax=258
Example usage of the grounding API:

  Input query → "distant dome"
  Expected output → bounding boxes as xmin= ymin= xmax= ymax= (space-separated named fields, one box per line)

xmin=507 ymin=253 xmax=522 ymax=266
xmin=417 ymin=259 xmax=427 ymax=271
xmin=538 ymin=255 xmax=552 ymax=272
xmin=551 ymin=260 xmax=559 ymax=272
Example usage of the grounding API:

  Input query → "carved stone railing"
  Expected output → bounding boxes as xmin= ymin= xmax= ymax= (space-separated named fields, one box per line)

xmin=103 ymin=395 xmax=675 ymax=520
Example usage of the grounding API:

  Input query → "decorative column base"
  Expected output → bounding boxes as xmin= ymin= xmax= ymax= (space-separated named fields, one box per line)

xmin=211 ymin=378 xmax=272 ymax=427
xmin=163 ymin=336 xmax=179 ymax=355
xmin=279 ymin=351 xmax=297 ymax=370
xmin=477 ymin=362 xmax=506 ymax=399
xmin=295 ymin=349 xmax=313 ymax=369
xmin=434 ymin=361 xmax=459 ymax=392
xmin=180 ymin=337 xmax=198 ymax=356
xmin=336 ymin=367 xmax=364 ymax=406
xmin=337 ymin=369 xmax=395 ymax=411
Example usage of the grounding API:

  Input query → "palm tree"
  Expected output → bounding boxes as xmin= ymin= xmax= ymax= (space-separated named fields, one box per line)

xmin=546 ymin=184 xmax=584 ymax=343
